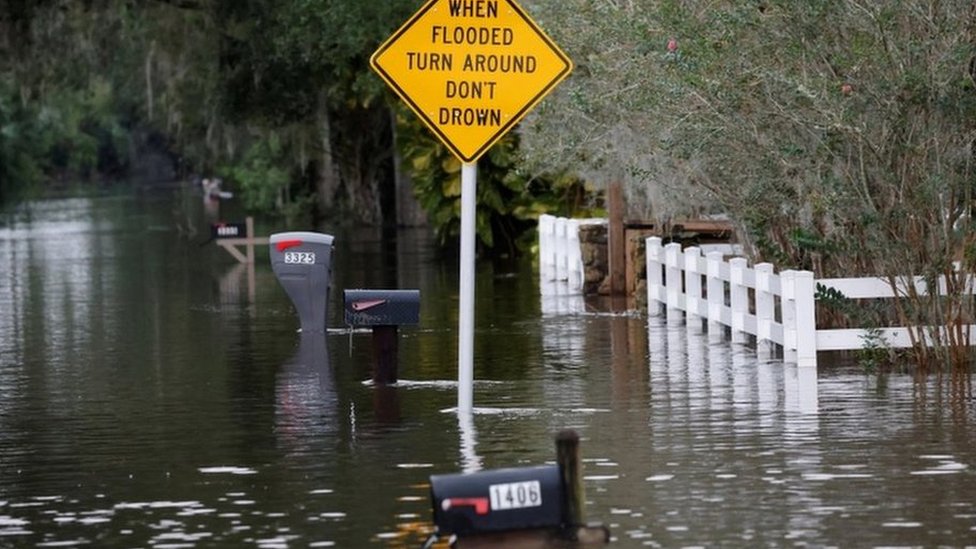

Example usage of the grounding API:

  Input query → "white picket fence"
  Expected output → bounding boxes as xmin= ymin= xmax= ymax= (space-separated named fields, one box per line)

xmin=646 ymin=237 xmax=976 ymax=368
xmin=646 ymin=238 xmax=818 ymax=367
xmin=538 ymin=214 xmax=607 ymax=293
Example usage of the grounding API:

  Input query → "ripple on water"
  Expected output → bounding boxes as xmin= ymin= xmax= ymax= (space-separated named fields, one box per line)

xmin=36 ymin=540 xmax=91 ymax=547
xmin=197 ymin=466 xmax=258 ymax=475
xmin=645 ymin=474 xmax=674 ymax=482
xmin=910 ymin=458 xmax=968 ymax=476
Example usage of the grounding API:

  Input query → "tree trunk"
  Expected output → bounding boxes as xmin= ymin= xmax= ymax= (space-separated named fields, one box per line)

xmin=316 ymin=97 xmax=341 ymax=216
xmin=145 ymin=40 xmax=156 ymax=121
xmin=341 ymin=128 xmax=382 ymax=224
xmin=391 ymin=108 xmax=427 ymax=227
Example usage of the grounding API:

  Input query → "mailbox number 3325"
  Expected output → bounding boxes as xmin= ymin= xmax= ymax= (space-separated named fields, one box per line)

xmin=284 ymin=252 xmax=316 ymax=265
xmin=489 ymin=480 xmax=542 ymax=511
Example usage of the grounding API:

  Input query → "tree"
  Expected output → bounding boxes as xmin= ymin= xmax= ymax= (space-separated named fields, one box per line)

xmin=211 ymin=0 xmax=417 ymax=223
xmin=524 ymin=0 xmax=976 ymax=372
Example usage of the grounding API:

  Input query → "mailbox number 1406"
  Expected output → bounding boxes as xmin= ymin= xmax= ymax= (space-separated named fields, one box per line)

xmin=489 ymin=480 xmax=542 ymax=511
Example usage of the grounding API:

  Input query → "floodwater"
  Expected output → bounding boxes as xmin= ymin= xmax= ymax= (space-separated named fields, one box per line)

xmin=0 ymin=191 xmax=974 ymax=548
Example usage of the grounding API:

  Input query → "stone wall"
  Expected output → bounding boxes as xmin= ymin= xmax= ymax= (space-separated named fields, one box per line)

xmin=577 ymin=223 xmax=651 ymax=308
xmin=566 ymin=218 xmax=734 ymax=309
xmin=579 ymin=223 xmax=609 ymax=295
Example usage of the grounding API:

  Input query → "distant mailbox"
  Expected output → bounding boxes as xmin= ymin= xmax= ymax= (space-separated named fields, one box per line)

xmin=429 ymin=465 xmax=565 ymax=537
xmin=343 ymin=289 xmax=420 ymax=327
xmin=270 ymin=231 xmax=335 ymax=334
xmin=211 ymin=222 xmax=248 ymax=239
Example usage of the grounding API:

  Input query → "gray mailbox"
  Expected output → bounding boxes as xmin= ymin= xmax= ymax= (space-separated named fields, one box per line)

xmin=343 ymin=289 xmax=420 ymax=385
xmin=343 ymin=289 xmax=420 ymax=327
xmin=430 ymin=465 xmax=565 ymax=537
xmin=270 ymin=231 xmax=335 ymax=334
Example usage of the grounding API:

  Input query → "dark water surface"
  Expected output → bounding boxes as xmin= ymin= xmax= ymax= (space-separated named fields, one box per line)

xmin=1 ymin=192 xmax=974 ymax=548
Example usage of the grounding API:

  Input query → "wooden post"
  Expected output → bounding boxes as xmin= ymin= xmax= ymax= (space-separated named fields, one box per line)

xmin=608 ymin=182 xmax=626 ymax=296
xmin=215 ymin=216 xmax=269 ymax=264
xmin=245 ymin=217 xmax=255 ymax=264
xmin=556 ymin=429 xmax=584 ymax=534
xmin=372 ymin=326 xmax=399 ymax=384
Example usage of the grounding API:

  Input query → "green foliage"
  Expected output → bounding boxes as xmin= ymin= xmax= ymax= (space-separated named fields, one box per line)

xmin=856 ymin=327 xmax=890 ymax=375
xmin=2 ymin=0 xmax=593 ymax=237
xmin=0 ymin=1 xmax=140 ymax=200
xmin=525 ymin=0 xmax=976 ymax=371
xmin=0 ymin=98 xmax=38 ymax=203
xmin=0 ymin=73 xmax=130 ymax=205
xmin=815 ymin=284 xmax=899 ymax=372
xmin=215 ymin=0 xmax=415 ymax=120
xmin=35 ymin=84 xmax=129 ymax=180
xmin=221 ymin=134 xmax=291 ymax=212
xmin=397 ymin=107 xmax=598 ymax=255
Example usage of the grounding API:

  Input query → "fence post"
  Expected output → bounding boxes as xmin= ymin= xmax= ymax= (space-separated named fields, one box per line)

xmin=794 ymin=271 xmax=818 ymax=368
xmin=566 ymin=220 xmax=583 ymax=292
xmin=555 ymin=218 xmax=568 ymax=282
xmin=755 ymin=263 xmax=775 ymax=359
xmin=684 ymin=247 xmax=703 ymax=332
xmin=781 ymin=270 xmax=797 ymax=363
xmin=539 ymin=215 xmax=553 ymax=282
xmin=706 ymin=251 xmax=725 ymax=341
xmin=646 ymin=237 xmax=664 ymax=316
xmin=664 ymin=243 xmax=683 ymax=325
xmin=730 ymin=257 xmax=749 ymax=344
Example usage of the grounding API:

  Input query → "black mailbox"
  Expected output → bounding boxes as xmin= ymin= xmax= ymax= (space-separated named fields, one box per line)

xmin=343 ymin=289 xmax=420 ymax=327
xmin=430 ymin=465 xmax=565 ymax=537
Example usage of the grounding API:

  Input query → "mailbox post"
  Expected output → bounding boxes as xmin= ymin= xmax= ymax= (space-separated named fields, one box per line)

xmin=343 ymin=289 xmax=420 ymax=384
xmin=269 ymin=232 xmax=335 ymax=334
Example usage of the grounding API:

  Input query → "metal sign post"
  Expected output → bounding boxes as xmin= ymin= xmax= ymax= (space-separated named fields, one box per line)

xmin=458 ymin=163 xmax=477 ymax=412
xmin=371 ymin=0 xmax=573 ymax=414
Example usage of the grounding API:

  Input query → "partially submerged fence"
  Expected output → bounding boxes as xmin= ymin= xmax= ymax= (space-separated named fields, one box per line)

xmin=646 ymin=238 xmax=818 ymax=368
xmin=646 ymin=237 xmax=976 ymax=368
xmin=540 ymin=218 xmax=970 ymax=367
xmin=539 ymin=215 xmax=739 ymax=296
xmin=538 ymin=214 xmax=606 ymax=292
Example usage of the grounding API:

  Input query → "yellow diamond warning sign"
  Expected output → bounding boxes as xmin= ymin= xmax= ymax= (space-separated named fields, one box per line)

xmin=371 ymin=0 xmax=573 ymax=163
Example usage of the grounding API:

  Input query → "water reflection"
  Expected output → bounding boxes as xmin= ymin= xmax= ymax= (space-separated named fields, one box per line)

xmin=275 ymin=333 xmax=338 ymax=459
xmin=217 ymin=262 xmax=256 ymax=305
xmin=539 ymin=280 xmax=586 ymax=317
xmin=650 ymin=316 xmax=820 ymax=418
xmin=786 ymin=365 xmax=820 ymax=415
xmin=0 ymin=198 xmax=107 ymax=368
xmin=637 ymin=317 xmax=830 ymax=544
xmin=458 ymin=410 xmax=482 ymax=473
xmin=372 ymin=385 xmax=403 ymax=426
